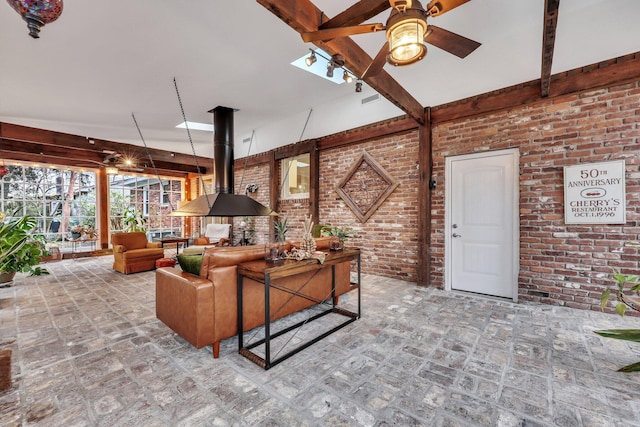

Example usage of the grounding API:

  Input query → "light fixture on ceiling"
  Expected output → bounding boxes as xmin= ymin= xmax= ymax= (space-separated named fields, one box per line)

xmin=105 ymin=166 xmax=118 ymax=175
xmin=7 ymin=0 xmax=64 ymax=39
xmin=343 ymin=70 xmax=353 ymax=84
xmin=355 ymin=80 xmax=363 ymax=93
xmin=386 ymin=2 xmax=428 ymax=66
xmin=305 ymin=50 xmax=317 ymax=66
xmin=326 ymin=61 xmax=335 ymax=78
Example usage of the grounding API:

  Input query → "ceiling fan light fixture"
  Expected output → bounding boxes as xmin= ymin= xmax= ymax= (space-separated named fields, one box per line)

xmin=386 ymin=8 xmax=427 ymax=66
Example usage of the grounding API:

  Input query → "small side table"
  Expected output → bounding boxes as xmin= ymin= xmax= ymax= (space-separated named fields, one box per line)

xmin=159 ymin=237 xmax=189 ymax=254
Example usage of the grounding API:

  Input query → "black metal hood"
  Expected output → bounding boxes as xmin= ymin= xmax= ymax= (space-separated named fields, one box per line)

xmin=171 ymin=106 xmax=275 ymax=217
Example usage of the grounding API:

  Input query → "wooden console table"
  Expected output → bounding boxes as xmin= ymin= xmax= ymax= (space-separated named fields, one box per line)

xmin=237 ymin=248 xmax=361 ymax=370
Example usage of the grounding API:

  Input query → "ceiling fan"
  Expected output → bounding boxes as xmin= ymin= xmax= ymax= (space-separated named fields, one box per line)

xmin=301 ymin=0 xmax=480 ymax=77
xmin=102 ymin=152 xmax=144 ymax=173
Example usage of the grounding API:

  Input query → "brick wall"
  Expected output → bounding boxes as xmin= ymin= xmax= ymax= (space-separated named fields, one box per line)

xmin=320 ymin=131 xmax=421 ymax=280
xmin=234 ymin=162 xmax=271 ymax=245
xmin=430 ymin=81 xmax=640 ymax=312
xmin=230 ymin=79 xmax=640 ymax=312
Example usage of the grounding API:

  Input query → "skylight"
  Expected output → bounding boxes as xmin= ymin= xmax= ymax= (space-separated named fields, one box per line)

xmin=291 ymin=48 xmax=346 ymax=84
xmin=175 ymin=121 xmax=214 ymax=132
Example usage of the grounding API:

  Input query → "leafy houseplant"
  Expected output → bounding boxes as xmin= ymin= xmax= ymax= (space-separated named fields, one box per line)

xmin=0 ymin=214 xmax=49 ymax=282
xmin=273 ymin=218 xmax=289 ymax=243
xmin=596 ymin=267 xmax=640 ymax=372
xmin=321 ymin=224 xmax=353 ymax=250
xmin=123 ymin=208 xmax=147 ymax=232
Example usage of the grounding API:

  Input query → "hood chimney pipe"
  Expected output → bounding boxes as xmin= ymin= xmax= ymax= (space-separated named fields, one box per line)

xmin=211 ymin=106 xmax=234 ymax=194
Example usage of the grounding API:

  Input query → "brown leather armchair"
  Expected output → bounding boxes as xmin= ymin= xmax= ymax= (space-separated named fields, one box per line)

xmin=112 ymin=232 xmax=165 ymax=274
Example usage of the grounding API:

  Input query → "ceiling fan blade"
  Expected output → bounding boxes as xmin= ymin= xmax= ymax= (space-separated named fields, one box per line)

xmin=426 ymin=0 xmax=471 ymax=16
xmin=363 ymin=42 xmax=389 ymax=78
xmin=319 ymin=0 xmax=390 ymax=29
xmin=301 ymin=23 xmax=384 ymax=43
xmin=425 ymin=25 xmax=480 ymax=58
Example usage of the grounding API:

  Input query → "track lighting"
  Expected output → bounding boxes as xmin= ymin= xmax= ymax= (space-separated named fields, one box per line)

xmin=326 ymin=62 xmax=335 ymax=78
xmin=305 ymin=50 xmax=317 ymax=66
xmin=343 ymin=70 xmax=353 ymax=83
xmin=355 ymin=80 xmax=363 ymax=93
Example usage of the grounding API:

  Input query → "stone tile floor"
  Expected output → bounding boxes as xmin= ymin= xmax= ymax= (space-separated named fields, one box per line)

xmin=1 ymin=256 xmax=639 ymax=426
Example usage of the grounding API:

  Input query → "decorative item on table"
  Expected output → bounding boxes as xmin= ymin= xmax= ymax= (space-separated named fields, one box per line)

xmin=69 ymin=224 xmax=83 ymax=239
xmin=300 ymin=215 xmax=316 ymax=254
xmin=83 ymin=226 xmax=97 ymax=239
xmin=284 ymin=248 xmax=326 ymax=264
xmin=264 ymin=241 xmax=284 ymax=263
xmin=322 ymin=224 xmax=353 ymax=251
xmin=273 ymin=217 xmax=289 ymax=243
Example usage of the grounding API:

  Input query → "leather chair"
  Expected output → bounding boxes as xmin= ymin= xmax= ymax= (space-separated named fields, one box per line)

xmin=112 ymin=232 xmax=165 ymax=274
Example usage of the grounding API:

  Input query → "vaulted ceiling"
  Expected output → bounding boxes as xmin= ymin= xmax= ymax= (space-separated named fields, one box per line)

xmin=1 ymin=0 xmax=639 ymax=169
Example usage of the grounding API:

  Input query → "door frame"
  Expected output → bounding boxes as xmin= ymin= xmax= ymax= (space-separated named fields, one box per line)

xmin=444 ymin=148 xmax=520 ymax=301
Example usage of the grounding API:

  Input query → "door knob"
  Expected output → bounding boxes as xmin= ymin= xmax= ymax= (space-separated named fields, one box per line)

xmin=452 ymin=233 xmax=462 ymax=238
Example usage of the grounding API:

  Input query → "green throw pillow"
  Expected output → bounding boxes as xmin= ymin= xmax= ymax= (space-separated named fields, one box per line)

xmin=177 ymin=254 xmax=202 ymax=276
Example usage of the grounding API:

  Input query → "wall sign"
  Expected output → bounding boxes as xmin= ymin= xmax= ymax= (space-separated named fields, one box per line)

xmin=564 ymin=160 xmax=626 ymax=224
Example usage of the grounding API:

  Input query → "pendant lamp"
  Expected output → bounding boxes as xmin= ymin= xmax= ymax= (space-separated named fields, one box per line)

xmin=7 ymin=0 xmax=64 ymax=38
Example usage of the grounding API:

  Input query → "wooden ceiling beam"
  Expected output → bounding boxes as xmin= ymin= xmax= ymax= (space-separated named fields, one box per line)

xmin=540 ymin=0 xmax=560 ymax=97
xmin=318 ymin=0 xmax=389 ymax=29
xmin=431 ymin=52 xmax=640 ymax=123
xmin=257 ymin=0 xmax=425 ymax=125
xmin=0 ymin=122 xmax=211 ymax=174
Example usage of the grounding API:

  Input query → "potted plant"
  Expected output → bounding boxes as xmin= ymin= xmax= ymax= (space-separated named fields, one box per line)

xmin=0 ymin=213 xmax=49 ymax=283
xmin=321 ymin=224 xmax=353 ymax=250
xmin=123 ymin=207 xmax=147 ymax=232
xmin=69 ymin=224 xmax=83 ymax=239
xmin=273 ymin=217 xmax=289 ymax=243
xmin=596 ymin=241 xmax=640 ymax=372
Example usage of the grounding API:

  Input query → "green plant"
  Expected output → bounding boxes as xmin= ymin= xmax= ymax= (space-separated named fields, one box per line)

xmin=123 ymin=207 xmax=147 ymax=232
xmin=595 ymin=266 xmax=640 ymax=372
xmin=321 ymin=224 xmax=353 ymax=244
xmin=0 ymin=214 xmax=49 ymax=277
xmin=274 ymin=217 xmax=289 ymax=242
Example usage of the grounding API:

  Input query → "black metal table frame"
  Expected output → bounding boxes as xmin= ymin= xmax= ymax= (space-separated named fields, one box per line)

xmin=237 ymin=251 xmax=361 ymax=370
xmin=159 ymin=237 xmax=189 ymax=254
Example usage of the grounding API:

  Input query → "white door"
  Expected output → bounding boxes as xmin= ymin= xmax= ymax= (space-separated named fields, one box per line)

xmin=445 ymin=149 xmax=519 ymax=299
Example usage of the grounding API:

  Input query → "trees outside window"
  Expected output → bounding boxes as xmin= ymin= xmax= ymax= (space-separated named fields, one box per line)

xmin=0 ymin=164 xmax=96 ymax=243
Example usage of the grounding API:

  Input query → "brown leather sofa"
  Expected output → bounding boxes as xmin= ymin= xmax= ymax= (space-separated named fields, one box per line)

xmin=155 ymin=238 xmax=353 ymax=358
xmin=112 ymin=232 xmax=165 ymax=274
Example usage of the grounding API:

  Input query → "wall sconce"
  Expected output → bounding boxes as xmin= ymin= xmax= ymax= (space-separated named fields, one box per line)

xmin=105 ymin=166 xmax=119 ymax=175
xmin=245 ymin=183 xmax=259 ymax=194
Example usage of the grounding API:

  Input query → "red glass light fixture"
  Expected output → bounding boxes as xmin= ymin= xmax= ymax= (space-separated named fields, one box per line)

xmin=7 ymin=0 xmax=64 ymax=38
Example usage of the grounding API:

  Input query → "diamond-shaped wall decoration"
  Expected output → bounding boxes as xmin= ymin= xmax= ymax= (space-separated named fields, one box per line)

xmin=336 ymin=151 xmax=399 ymax=223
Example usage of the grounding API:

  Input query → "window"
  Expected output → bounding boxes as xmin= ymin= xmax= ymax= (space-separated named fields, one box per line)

xmin=281 ymin=153 xmax=310 ymax=200
xmin=0 ymin=163 xmax=96 ymax=244
xmin=109 ymin=175 xmax=183 ymax=240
